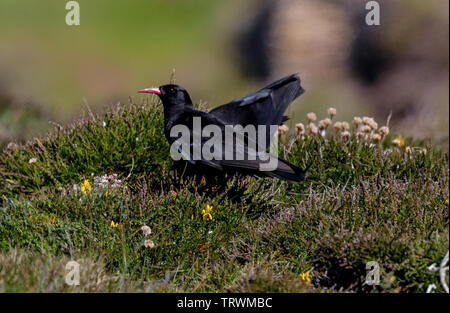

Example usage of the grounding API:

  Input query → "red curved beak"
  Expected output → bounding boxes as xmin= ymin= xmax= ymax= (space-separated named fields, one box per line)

xmin=138 ymin=87 xmax=161 ymax=95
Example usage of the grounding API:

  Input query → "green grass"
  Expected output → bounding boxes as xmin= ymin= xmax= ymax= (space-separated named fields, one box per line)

xmin=0 ymin=0 xmax=251 ymax=118
xmin=0 ymin=98 xmax=448 ymax=292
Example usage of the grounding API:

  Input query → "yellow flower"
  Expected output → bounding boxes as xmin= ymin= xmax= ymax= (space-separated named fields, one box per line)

xmin=299 ymin=271 xmax=311 ymax=284
xmin=445 ymin=199 xmax=449 ymax=205
xmin=110 ymin=220 xmax=118 ymax=228
xmin=201 ymin=204 xmax=213 ymax=221
xmin=392 ymin=135 xmax=405 ymax=147
xmin=105 ymin=190 xmax=110 ymax=196
xmin=393 ymin=288 xmax=400 ymax=293
xmin=202 ymin=204 xmax=213 ymax=214
xmin=81 ymin=179 xmax=91 ymax=194
xmin=203 ymin=213 xmax=213 ymax=221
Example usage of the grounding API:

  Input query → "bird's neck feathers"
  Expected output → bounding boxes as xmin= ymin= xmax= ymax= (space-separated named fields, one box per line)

xmin=160 ymin=89 xmax=195 ymax=138
xmin=162 ymin=103 xmax=194 ymax=136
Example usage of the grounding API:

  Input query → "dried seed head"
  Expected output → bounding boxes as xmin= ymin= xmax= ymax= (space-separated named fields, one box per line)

xmin=277 ymin=124 xmax=289 ymax=135
xmin=307 ymin=112 xmax=317 ymax=122
xmin=362 ymin=116 xmax=372 ymax=125
xmin=328 ymin=107 xmax=337 ymax=118
xmin=333 ymin=122 xmax=342 ymax=131
xmin=308 ymin=123 xmax=318 ymax=135
xmin=361 ymin=125 xmax=372 ymax=133
xmin=341 ymin=131 xmax=351 ymax=139
xmin=319 ymin=118 xmax=332 ymax=129
xmin=379 ymin=126 xmax=389 ymax=137
xmin=372 ymin=133 xmax=382 ymax=143
xmin=295 ymin=123 xmax=305 ymax=135
xmin=405 ymin=146 xmax=412 ymax=154
xmin=353 ymin=117 xmax=362 ymax=127
xmin=318 ymin=119 xmax=332 ymax=137
xmin=356 ymin=132 xmax=364 ymax=140
xmin=341 ymin=121 xmax=350 ymax=130
xmin=318 ymin=120 xmax=325 ymax=130
xmin=369 ymin=120 xmax=378 ymax=130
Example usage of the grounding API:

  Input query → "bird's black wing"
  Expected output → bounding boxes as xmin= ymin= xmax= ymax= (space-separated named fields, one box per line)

xmin=208 ymin=73 xmax=305 ymax=148
xmin=169 ymin=108 xmax=305 ymax=183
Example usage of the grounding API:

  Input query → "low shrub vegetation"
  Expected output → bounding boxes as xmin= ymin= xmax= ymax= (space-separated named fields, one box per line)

xmin=0 ymin=99 xmax=448 ymax=292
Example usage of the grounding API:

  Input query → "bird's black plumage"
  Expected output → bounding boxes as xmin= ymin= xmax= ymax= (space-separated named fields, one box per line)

xmin=208 ymin=73 xmax=304 ymax=148
xmin=138 ymin=74 xmax=306 ymax=183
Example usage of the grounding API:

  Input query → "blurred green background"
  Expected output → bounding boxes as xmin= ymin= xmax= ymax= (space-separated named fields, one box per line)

xmin=0 ymin=0 xmax=448 ymax=147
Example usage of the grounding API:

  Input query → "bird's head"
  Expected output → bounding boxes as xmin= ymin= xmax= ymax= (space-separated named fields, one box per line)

xmin=138 ymin=84 xmax=193 ymax=109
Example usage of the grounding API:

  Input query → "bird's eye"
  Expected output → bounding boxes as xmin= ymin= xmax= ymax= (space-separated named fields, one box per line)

xmin=168 ymin=87 xmax=175 ymax=94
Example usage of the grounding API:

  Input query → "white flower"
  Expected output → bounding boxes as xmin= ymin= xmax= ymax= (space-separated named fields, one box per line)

xmin=144 ymin=240 xmax=156 ymax=249
xmin=28 ymin=158 xmax=37 ymax=164
xmin=141 ymin=225 xmax=151 ymax=236
xmin=102 ymin=121 xmax=106 ymax=127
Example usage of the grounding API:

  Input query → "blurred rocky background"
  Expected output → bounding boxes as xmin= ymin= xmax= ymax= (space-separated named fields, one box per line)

xmin=0 ymin=0 xmax=448 ymax=148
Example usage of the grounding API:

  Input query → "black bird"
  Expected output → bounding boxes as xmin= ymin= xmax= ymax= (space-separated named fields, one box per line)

xmin=138 ymin=74 xmax=306 ymax=183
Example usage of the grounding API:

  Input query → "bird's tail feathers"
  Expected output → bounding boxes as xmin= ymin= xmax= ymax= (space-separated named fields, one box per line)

xmin=265 ymin=158 xmax=306 ymax=183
